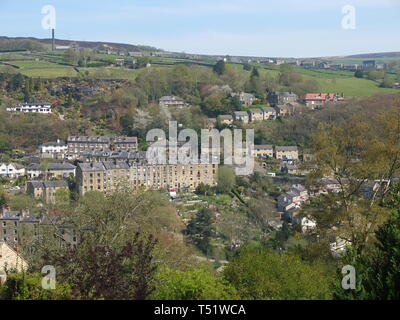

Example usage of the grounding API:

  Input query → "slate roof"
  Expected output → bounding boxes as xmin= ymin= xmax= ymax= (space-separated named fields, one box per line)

xmin=27 ymin=163 xmax=76 ymax=171
xmin=275 ymin=146 xmax=298 ymax=152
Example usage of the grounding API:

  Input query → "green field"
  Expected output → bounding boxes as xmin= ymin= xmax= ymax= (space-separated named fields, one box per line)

xmin=19 ymin=67 xmax=78 ymax=78
xmin=78 ymin=67 xmax=138 ymax=79
xmin=8 ymin=60 xmax=65 ymax=69
xmin=305 ymin=76 xmax=397 ymax=96
xmin=259 ymin=65 xmax=398 ymax=96
xmin=0 ymin=51 xmax=399 ymax=95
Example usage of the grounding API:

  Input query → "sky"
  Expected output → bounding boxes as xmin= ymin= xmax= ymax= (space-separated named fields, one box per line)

xmin=0 ymin=0 xmax=399 ymax=57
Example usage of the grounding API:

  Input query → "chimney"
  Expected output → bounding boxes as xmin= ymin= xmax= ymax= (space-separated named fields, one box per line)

xmin=0 ymin=204 xmax=11 ymax=216
xmin=52 ymin=29 xmax=55 ymax=51
xmin=20 ymin=208 xmax=29 ymax=219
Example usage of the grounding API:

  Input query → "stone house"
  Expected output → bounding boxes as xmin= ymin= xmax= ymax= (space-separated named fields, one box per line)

xmin=231 ymin=92 xmax=256 ymax=106
xmin=275 ymin=146 xmax=299 ymax=161
xmin=0 ymin=241 xmax=28 ymax=272
xmin=26 ymin=180 xmax=69 ymax=204
xmin=0 ymin=208 xmax=40 ymax=246
xmin=76 ymin=160 xmax=218 ymax=195
xmin=268 ymin=92 xmax=298 ymax=106
xmin=26 ymin=162 xmax=76 ymax=179
xmin=233 ymin=111 xmax=249 ymax=124
xmin=247 ymin=108 xmax=264 ymax=122
xmin=253 ymin=145 xmax=274 ymax=159
xmin=218 ymin=114 xmax=234 ymax=125
xmin=67 ymin=136 xmax=138 ymax=158
xmin=261 ymin=107 xmax=277 ymax=120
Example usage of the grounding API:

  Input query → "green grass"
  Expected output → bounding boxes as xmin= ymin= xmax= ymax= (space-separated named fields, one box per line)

xmin=301 ymin=74 xmax=398 ymax=96
xmin=78 ymin=67 xmax=138 ymax=79
xmin=1 ymin=51 xmax=398 ymax=95
xmin=260 ymin=65 xmax=398 ymax=96
xmin=8 ymin=60 xmax=64 ymax=69
xmin=19 ymin=67 xmax=78 ymax=78
xmin=0 ymin=53 xmax=34 ymax=60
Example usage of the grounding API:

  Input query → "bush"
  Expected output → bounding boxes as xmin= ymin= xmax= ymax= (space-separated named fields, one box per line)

xmin=151 ymin=267 xmax=238 ymax=300
xmin=0 ymin=273 xmax=73 ymax=300
xmin=223 ymin=247 xmax=334 ymax=300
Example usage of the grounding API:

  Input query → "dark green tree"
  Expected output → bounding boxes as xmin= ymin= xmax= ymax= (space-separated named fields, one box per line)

xmin=354 ymin=69 xmax=364 ymax=78
xmin=213 ymin=60 xmax=226 ymax=76
xmin=335 ymin=184 xmax=400 ymax=300
xmin=185 ymin=208 xmax=214 ymax=254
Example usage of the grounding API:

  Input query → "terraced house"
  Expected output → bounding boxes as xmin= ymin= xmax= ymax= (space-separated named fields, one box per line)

xmin=26 ymin=180 xmax=70 ymax=204
xmin=253 ymin=145 xmax=274 ymax=159
xmin=76 ymin=160 xmax=218 ymax=195
xmin=6 ymin=102 xmax=52 ymax=114
xmin=0 ymin=208 xmax=40 ymax=245
xmin=26 ymin=162 xmax=76 ymax=179
xmin=66 ymin=136 xmax=138 ymax=158
xmin=275 ymin=146 xmax=299 ymax=161
xmin=248 ymin=108 xmax=264 ymax=122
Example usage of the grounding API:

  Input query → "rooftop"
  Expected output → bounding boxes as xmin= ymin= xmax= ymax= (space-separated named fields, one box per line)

xmin=276 ymin=146 xmax=299 ymax=152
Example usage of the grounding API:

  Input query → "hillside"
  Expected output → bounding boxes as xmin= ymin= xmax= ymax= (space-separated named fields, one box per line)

xmin=346 ymin=52 xmax=400 ymax=59
xmin=0 ymin=36 xmax=160 ymax=53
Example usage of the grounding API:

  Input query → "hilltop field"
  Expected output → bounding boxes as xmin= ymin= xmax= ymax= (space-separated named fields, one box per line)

xmin=0 ymin=50 xmax=399 ymax=97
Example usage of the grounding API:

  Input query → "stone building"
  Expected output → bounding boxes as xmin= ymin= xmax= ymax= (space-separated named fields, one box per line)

xmin=0 ymin=208 xmax=40 ymax=246
xmin=76 ymin=160 xmax=218 ymax=195
xmin=253 ymin=145 xmax=274 ymax=159
xmin=66 ymin=136 xmax=138 ymax=158
xmin=0 ymin=241 xmax=28 ymax=272
xmin=247 ymin=108 xmax=264 ymax=122
xmin=26 ymin=180 xmax=69 ymax=204
xmin=275 ymin=146 xmax=299 ymax=161
xmin=26 ymin=162 xmax=76 ymax=179
xmin=268 ymin=91 xmax=298 ymax=106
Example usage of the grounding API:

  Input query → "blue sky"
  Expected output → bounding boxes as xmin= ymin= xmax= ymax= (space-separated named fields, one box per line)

xmin=0 ymin=0 xmax=399 ymax=57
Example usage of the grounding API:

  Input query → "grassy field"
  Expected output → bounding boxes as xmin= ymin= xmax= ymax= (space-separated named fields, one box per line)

xmin=305 ymin=76 xmax=397 ymax=96
xmin=259 ymin=65 xmax=398 ymax=96
xmin=0 ymin=50 xmax=398 ymax=95
xmin=19 ymin=67 xmax=78 ymax=78
xmin=8 ymin=60 xmax=64 ymax=69
xmin=78 ymin=67 xmax=138 ymax=80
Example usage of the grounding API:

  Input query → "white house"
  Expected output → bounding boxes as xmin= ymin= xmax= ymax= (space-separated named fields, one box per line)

xmin=6 ymin=103 xmax=52 ymax=114
xmin=294 ymin=215 xmax=317 ymax=234
xmin=0 ymin=163 xmax=25 ymax=179
xmin=40 ymin=139 xmax=68 ymax=159
xmin=330 ymin=237 xmax=352 ymax=258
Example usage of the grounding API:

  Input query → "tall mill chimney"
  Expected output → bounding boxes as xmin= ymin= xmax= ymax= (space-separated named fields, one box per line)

xmin=52 ymin=29 xmax=55 ymax=51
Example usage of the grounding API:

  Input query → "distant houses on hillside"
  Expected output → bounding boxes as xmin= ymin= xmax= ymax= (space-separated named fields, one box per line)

xmin=159 ymin=96 xmax=189 ymax=108
xmin=231 ymin=92 xmax=256 ymax=106
xmin=302 ymin=93 xmax=344 ymax=109
xmin=6 ymin=103 xmax=52 ymax=114
xmin=272 ymin=59 xmax=387 ymax=71
xmin=268 ymin=91 xmax=298 ymax=106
